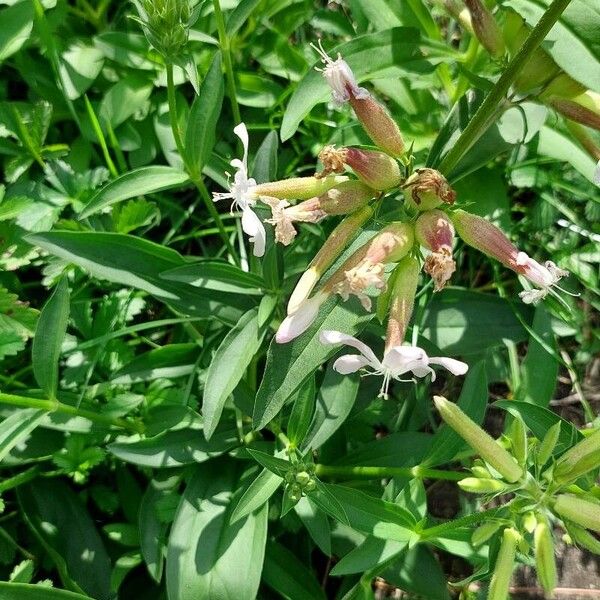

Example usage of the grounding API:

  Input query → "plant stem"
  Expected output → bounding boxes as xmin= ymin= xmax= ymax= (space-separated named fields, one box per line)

xmin=165 ymin=63 xmax=240 ymax=264
xmin=438 ymin=0 xmax=572 ymax=175
xmin=315 ymin=464 xmax=466 ymax=482
xmin=0 ymin=466 xmax=41 ymax=493
xmin=212 ymin=0 xmax=242 ymax=126
xmin=0 ymin=392 xmax=143 ymax=434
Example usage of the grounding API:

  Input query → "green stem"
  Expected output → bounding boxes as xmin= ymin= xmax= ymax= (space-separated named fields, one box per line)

xmin=438 ymin=0 xmax=572 ymax=175
xmin=212 ymin=0 xmax=242 ymax=126
xmin=165 ymin=63 xmax=240 ymax=264
xmin=314 ymin=464 xmax=466 ymax=482
xmin=0 ymin=392 xmax=143 ymax=434
xmin=0 ymin=466 xmax=41 ymax=493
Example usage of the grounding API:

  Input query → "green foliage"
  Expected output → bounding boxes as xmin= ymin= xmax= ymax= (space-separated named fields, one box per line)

xmin=0 ymin=0 xmax=598 ymax=598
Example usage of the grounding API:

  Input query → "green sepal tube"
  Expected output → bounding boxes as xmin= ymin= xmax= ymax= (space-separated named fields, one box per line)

xmin=434 ymin=396 xmax=523 ymax=483
xmin=553 ymin=494 xmax=600 ymax=533
xmin=487 ymin=528 xmax=519 ymax=600
xmin=534 ymin=518 xmax=557 ymax=596
xmin=554 ymin=428 xmax=600 ymax=485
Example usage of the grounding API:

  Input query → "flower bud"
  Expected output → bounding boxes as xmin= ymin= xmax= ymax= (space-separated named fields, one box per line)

xmin=503 ymin=12 xmax=561 ymax=93
xmin=509 ymin=417 xmax=528 ymax=467
xmin=567 ymin=522 xmax=600 ymax=555
xmin=403 ymin=169 xmax=456 ymax=211
xmin=287 ymin=206 xmax=374 ymax=314
xmin=554 ymin=429 xmax=600 ymax=485
xmin=537 ymin=421 xmax=561 ymax=468
xmin=295 ymin=471 xmax=311 ymax=486
xmin=523 ymin=512 xmax=537 ymax=534
xmin=464 ymin=0 xmax=505 ymax=58
xmin=472 ymin=521 xmax=502 ymax=547
xmin=304 ymin=479 xmax=316 ymax=492
xmin=325 ymin=222 xmax=415 ymax=311
xmin=554 ymin=494 xmax=600 ymax=533
xmin=384 ymin=256 xmax=419 ymax=350
xmin=433 ymin=396 xmax=523 ymax=483
xmin=441 ymin=0 xmax=474 ymax=31
xmin=540 ymin=74 xmax=600 ymax=131
xmin=415 ymin=210 xmax=456 ymax=291
xmin=458 ymin=477 xmax=506 ymax=494
xmin=317 ymin=146 xmax=402 ymax=191
xmin=534 ymin=518 xmax=557 ymax=596
xmin=132 ymin=0 xmax=192 ymax=60
xmin=318 ymin=180 xmax=375 ymax=215
xmin=348 ymin=96 xmax=406 ymax=158
xmin=488 ymin=528 xmax=519 ymax=600
xmin=254 ymin=175 xmax=348 ymax=201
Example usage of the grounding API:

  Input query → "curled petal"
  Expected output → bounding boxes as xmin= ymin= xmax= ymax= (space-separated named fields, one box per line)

xmin=333 ymin=354 xmax=371 ymax=374
xmin=233 ymin=122 xmax=249 ymax=169
xmin=382 ymin=346 xmax=427 ymax=372
xmin=319 ymin=330 xmax=381 ymax=369
xmin=241 ymin=207 xmax=266 ymax=257
xmin=428 ymin=356 xmax=469 ymax=376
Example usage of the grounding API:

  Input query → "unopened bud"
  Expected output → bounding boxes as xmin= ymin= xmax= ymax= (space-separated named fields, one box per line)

xmin=441 ymin=0 xmax=473 ymax=31
xmin=415 ymin=210 xmax=456 ymax=291
xmin=537 ymin=422 xmax=561 ymax=468
xmin=255 ymin=175 xmax=348 ymax=201
xmin=403 ymin=168 xmax=456 ymax=211
xmin=348 ymin=96 xmax=406 ymax=158
xmin=567 ymin=522 xmax=600 ymax=554
xmin=458 ymin=477 xmax=506 ymax=494
xmin=509 ymin=418 xmax=528 ymax=467
xmin=472 ymin=521 xmax=501 ymax=547
xmin=471 ymin=465 xmax=492 ymax=479
xmin=384 ymin=256 xmax=419 ymax=350
xmin=276 ymin=291 xmax=328 ymax=343
xmin=319 ymin=180 xmax=375 ymax=215
xmin=288 ymin=483 xmax=302 ymax=502
xmin=433 ymin=396 xmax=523 ymax=483
xmin=304 ymin=479 xmax=316 ymax=492
xmin=488 ymin=528 xmax=519 ymax=600
xmin=464 ymin=0 xmax=505 ymax=58
xmin=287 ymin=206 xmax=373 ymax=314
xmin=554 ymin=494 xmax=600 ymax=533
xmin=554 ymin=429 xmax=600 ymax=485
xmin=523 ymin=512 xmax=537 ymax=534
xmin=503 ymin=12 xmax=561 ymax=93
xmin=534 ymin=518 xmax=557 ymax=596
xmin=295 ymin=471 xmax=311 ymax=486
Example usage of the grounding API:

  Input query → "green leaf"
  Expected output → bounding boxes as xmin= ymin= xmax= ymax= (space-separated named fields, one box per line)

xmin=0 ymin=409 xmax=46 ymax=462
xmin=18 ymin=479 xmax=111 ymax=599
xmin=310 ymin=482 xmax=416 ymax=541
xmin=280 ymin=28 xmax=422 ymax=141
xmin=0 ymin=1 xmax=34 ymax=62
xmin=262 ymin=540 xmax=327 ymax=600
xmin=184 ymin=52 xmax=224 ymax=176
xmin=301 ymin=365 xmax=360 ymax=451
xmin=112 ymin=343 xmax=200 ymax=384
xmin=517 ymin=305 xmax=558 ymax=407
xmin=204 ymin=308 xmax=267 ymax=439
xmin=26 ymin=231 xmax=251 ymax=322
xmin=287 ymin=376 xmax=316 ymax=446
xmin=59 ymin=43 xmax=104 ymax=100
xmin=503 ymin=0 xmax=600 ymax=92
xmin=420 ymin=289 xmax=530 ymax=354
xmin=253 ymin=297 xmax=371 ymax=429
xmin=294 ymin=496 xmax=332 ymax=556
xmin=139 ymin=479 xmax=169 ymax=583
xmin=32 ymin=277 xmax=69 ymax=400
xmin=98 ymin=74 xmax=152 ymax=129
xmin=226 ymin=0 xmax=262 ymax=36
xmin=230 ymin=467 xmax=283 ymax=524
xmin=166 ymin=461 xmax=268 ymax=600
xmin=0 ymin=286 xmax=38 ymax=361
xmin=422 ymin=362 xmax=488 ymax=467
xmin=79 ymin=166 xmax=189 ymax=218
xmin=0 ymin=583 xmax=92 ymax=600
xmin=493 ymin=400 xmax=582 ymax=453
xmin=251 ymin=130 xmax=278 ymax=184
xmin=108 ymin=427 xmax=237 ymax=468
xmin=161 ymin=259 xmax=264 ymax=295
xmin=246 ymin=448 xmax=290 ymax=477
xmin=331 ymin=536 xmax=406 ymax=576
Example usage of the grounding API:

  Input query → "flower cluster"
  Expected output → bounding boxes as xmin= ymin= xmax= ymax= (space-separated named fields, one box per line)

xmin=212 ymin=44 xmax=573 ymax=400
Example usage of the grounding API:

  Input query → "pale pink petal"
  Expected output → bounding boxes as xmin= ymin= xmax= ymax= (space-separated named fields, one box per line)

xmin=276 ymin=294 xmax=326 ymax=343
xmin=241 ymin=207 xmax=266 ymax=257
xmin=382 ymin=346 xmax=427 ymax=372
xmin=319 ymin=330 xmax=381 ymax=368
xmin=428 ymin=356 xmax=469 ymax=376
xmin=333 ymin=354 xmax=371 ymax=374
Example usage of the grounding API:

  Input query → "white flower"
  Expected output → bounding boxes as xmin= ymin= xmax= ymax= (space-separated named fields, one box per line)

xmin=311 ymin=39 xmax=370 ymax=106
xmin=515 ymin=252 xmax=570 ymax=305
xmin=319 ymin=330 xmax=469 ymax=399
xmin=275 ymin=292 xmax=328 ymax=343
xmin=212 ymin=123 xmax=266 ymax=257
